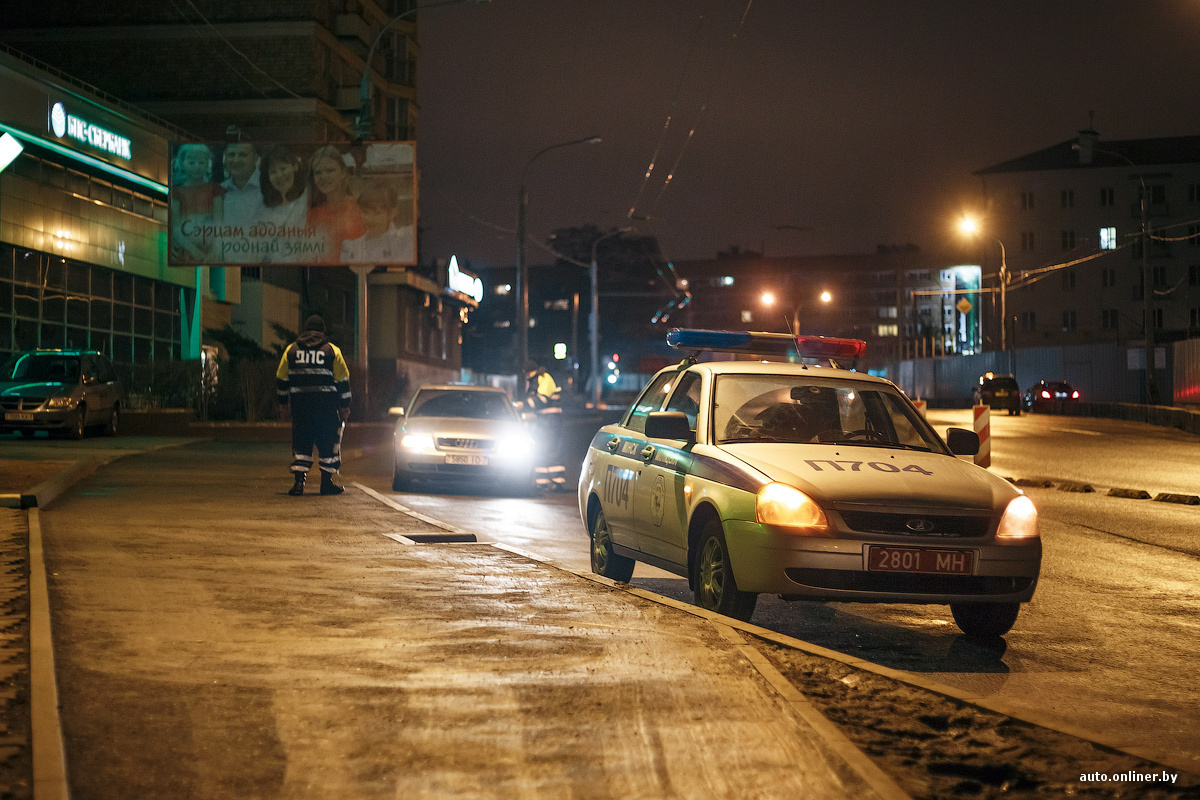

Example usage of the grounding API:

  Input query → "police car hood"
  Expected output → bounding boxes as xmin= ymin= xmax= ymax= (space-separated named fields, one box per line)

xmin=722 ymin=442 xmax=1015 ymax=511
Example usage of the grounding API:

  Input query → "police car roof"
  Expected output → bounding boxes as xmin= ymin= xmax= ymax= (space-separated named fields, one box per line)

xmin=672 ymin=359 xmax=894 ymax=386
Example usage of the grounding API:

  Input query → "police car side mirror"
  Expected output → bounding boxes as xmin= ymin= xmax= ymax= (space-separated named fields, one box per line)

xmin=387 ymin=406 xmax=405 ymax=417
xmin=945 ymin=427 xmax=979 ymax=456
xmin=645 ymin=411 xmax=694 ymax=444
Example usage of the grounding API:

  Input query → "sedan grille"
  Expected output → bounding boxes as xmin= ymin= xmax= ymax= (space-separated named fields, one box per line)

xmin=436 ymin=437 xmax=490 ymax=450
xmin=1 ymin=397 xmax=46 ymax=411
xmin=837 ymin=510 xmax=991 ymax=538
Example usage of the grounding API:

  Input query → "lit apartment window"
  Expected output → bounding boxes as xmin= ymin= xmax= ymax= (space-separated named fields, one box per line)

xmin=1101 ymin=309 xmax=1119 ymax=330
xmin=1062 ymin=270 xmax=1076 ymax=290
xmin=1021 ymin=232 xmax=1035 ymax=252
xmin=741 ymin=310 xmax=752 ymax=323
xmin=1099 ymin=187 xmax=1114 ymax=206
xmin=1099 ymin=226 xmax=1117 ymax=250
xmin=1062 ymin=310 xmax=1076 ymax=331
xmin=1061 ymin=230 xmax=1076 ymax=250
xmin=1061 ymin=189 xmax=1074 ymax=208
xmin=1101 ymin=268 xmax=1116 ymax=287
xmin=876 ymin=324 xmax=898 ymax=337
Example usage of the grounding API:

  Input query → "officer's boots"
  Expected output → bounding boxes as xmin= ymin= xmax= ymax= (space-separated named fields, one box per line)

xmin=320 ymin=472 xmax=344 ymax=495
xmin=288 ymin=473 xmax=306 ymax=496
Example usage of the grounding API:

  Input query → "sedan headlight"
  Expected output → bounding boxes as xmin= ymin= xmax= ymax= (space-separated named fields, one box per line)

xmin=494 ymin=433 xmax=537 ymax=460
xmin=46 ymin=396 xmax=77 ymax=409
xmin=996 ymin=495 xmax=1039 ymax=543
xmin=755 ymin=482 xmax=829 ymax=534
xmin=399 ymin=433 xmax=436 ymax=451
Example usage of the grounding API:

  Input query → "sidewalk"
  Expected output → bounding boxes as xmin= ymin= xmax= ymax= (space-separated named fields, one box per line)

xmin=22 ymin=441 xmax=903 ymax=799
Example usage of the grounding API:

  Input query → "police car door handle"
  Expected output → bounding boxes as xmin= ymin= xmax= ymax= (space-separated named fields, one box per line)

xmin=607 ymin=439 xmax=620 ymax=452
xmin=641 ymin=445 xmax=656 ymax=462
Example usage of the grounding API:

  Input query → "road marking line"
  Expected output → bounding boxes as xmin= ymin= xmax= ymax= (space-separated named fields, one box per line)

xmin=1047 ymin=427 xmax=1103 ymax=436
xmin=353 ymin=482 xmax=466 ymax=534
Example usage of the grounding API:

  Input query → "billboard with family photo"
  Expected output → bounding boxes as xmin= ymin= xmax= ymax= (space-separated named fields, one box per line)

xmin=167 ymin=140 xmax=416 ymax=267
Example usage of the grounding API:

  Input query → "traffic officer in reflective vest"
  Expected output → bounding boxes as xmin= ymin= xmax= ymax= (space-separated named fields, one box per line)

xmin=276 ymin=315 xmax=352 ymax=495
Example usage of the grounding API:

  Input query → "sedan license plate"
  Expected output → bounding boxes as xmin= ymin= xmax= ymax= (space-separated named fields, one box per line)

xmin=446 ymin=454 xmax=488 ymax=466
xmin=4 ymin=412 xmax=34 ymax=422
xmin=868 ymin=546 xmax=973 ymax=575
xmin=993 ymin=389 xmax=1009 ymax=396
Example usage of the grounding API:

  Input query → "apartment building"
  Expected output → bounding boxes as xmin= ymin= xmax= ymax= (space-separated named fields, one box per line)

xmin=974 ymin=129 xmax=1200 ymax=350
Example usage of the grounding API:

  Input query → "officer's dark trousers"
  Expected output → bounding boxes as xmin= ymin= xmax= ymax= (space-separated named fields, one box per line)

xmin=290 ymin=398 xmax=343 ymax=476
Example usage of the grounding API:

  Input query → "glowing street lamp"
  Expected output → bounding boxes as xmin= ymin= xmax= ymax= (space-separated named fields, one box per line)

xmin=959 ymin=215 xmax=1009 ymax=352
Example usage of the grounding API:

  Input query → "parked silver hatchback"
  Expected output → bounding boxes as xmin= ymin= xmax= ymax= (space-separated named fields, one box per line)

xmin=0 ymin=350 xmax=123 ymax=439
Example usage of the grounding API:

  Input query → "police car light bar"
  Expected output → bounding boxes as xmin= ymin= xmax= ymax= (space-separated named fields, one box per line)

xmin=666 ymin=328 xmax=867 ymax=361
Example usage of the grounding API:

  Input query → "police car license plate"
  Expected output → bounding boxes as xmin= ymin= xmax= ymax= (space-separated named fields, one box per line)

xmin=4 ymin=413 xmax=34 ymax=422
xmin=867 ymin=546 xmax=973 ymax=575
xmin=446 ymin=454 xmax=488 ymax=466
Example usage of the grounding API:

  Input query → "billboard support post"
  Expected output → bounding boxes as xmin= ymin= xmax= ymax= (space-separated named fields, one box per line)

xmin=353 ymin=265 xmax=371 ymax=416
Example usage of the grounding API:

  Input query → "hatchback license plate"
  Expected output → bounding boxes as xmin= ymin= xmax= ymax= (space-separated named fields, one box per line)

xmin=446 ymin=454 xmax=488 ymax=466
xmin=4 ymin=412 xmax=34 ymax=422
xmin=867 ymin=546 xmax=973 ymax=575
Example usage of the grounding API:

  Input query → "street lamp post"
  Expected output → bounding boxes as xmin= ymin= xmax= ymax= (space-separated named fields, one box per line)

xmin=761 ymin=288 xmax=832 ymax=337
xmin=1073 ymin=143 xmax=1156 ymax=404
xmin=959 ymin=218 xmax=1009 ymax=356
xmin=590 ymin=227 xmax=631 ymax=407
xmin=515 ymin=136 xmax=602 ymax=377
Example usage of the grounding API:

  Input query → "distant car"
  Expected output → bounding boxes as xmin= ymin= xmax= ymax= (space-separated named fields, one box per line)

xmin=579 ymin=329 xmax=1042 ymax=638
xmin=1025 ymin=381 xmax=1080 ymax=413
xmin=391 ymin=384 xmax=536 ymax=494
xmin=0 ymin=350 xmax=123 ymax=439
xmin=974 ymin=372 xmax=1021 ymax=415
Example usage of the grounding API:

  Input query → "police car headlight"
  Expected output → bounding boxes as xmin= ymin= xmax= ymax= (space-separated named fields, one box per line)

xmin=996 ymin=495 xmax=1039 ymax=543
xmin=400 ymin=433 xmax=436 ymax=452
xmin=755 ymin=483 xmax=829 ymax=533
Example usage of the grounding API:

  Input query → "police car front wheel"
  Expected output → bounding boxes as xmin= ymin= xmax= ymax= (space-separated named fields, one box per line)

xmin=694 ymin=519 xmax=757 ymax=622
xmin=950 ymin=601 xmax=1021 ymax=638
xmin=590 ymin=509 xmax=635 ymax=582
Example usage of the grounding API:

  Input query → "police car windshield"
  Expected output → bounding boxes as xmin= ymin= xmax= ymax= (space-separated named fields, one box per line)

xmin=712 ymin=374 xmax=940 ymax=451
xmin=409 ymin=390 xmax=515 ymax=421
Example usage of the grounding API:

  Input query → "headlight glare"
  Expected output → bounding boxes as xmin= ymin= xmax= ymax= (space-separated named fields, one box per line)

xmin=755 ymin=483 xmax=829 ymax=533
xmin=46 ymin=396 xmax=76 ymax=409
xmin=400 ymin=433 xmax=435 ymax=451
xmin=495 ymin=434 xmax=536 ymax=459
xmin=996 ymin=495 xmax=1039 ymax=543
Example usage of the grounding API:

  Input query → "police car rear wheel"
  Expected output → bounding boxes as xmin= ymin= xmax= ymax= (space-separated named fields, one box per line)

xmin=695 ymin=520 xmax=757 ymax=622
xmin=950 ymin=601 xmax=1020 ymax=638
xmin=590 ymin=509 xmax=635 ymax=582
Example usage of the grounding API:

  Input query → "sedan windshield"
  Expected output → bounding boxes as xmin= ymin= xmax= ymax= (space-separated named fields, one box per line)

xmin=410 ymin=390 xmax=515 ymax=420
xmin=713 ymin=374 xmax=944 ymax=451
xmin=2 ymin=354 xmax=81 ymax=383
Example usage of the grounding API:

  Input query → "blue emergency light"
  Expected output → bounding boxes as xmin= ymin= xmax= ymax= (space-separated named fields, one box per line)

xmin=666 ymin=328 xmax=866 ymax=362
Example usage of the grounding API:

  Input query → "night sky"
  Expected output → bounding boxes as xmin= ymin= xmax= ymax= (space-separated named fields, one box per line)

xmin=416 ymin=0 xmax=1200 ymax=269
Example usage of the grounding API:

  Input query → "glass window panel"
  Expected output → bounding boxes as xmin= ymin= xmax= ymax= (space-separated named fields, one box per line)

xmin=40 ymin=323 xmax=64 ymax=348
xmin=134 ymin=306 xmax=152 ymax=335
xmin=14 ymin=320 xmax=37 ymax=351
xmin=133 ymin=337 xmax=152 ymax=364
xmin=66 ymin=170 xmax=89 ymax=196
xmin=113 ymin=303 xmax=133 ymax=333
xmin=155 ymin=284 xmax=177 ymax=311
xmin=134 ymin=277 xmax=152 ymax=307
xmin=66 ymin=327 xmax=89 ymax=349
xmin=0 ymin=280 xmax=10 ymax=309
xmin=89 ymin=179 xmax=113 ymax=205
xmin=111 ymin=334 xmax=131 ymax=363
xmin=113 ymin=273 xmax=133 ymax=303
xmin=91 ymin=300 xmax=111 ymax=330
xmin=91 ymin=332 xmax=111 ymax=359
xmin=66 ymin=297 xmax=89 ymax=327
xmin=170 ymin=340 xmax=181 ymax=360
xmin=154 ymin=311 xmax=174 ymax=339
xmin=43 ymin=259 xmax=65 ymax=290
xmin=14 ymin=251 xmax=40 ymax=285
xmin=0 ymin=318 xmax=11 ymax=352
xmin=67 ymin=261 xmax=90 ymax=294
xmin=43 ymin=296 xmax=65 ymax=323
xmin=14 ymin=292 xmax=39 ymax=319
xmin=91 ymin=269 xmax=112 ymax=299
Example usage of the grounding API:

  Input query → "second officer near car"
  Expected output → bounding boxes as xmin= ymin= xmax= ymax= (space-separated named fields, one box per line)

xmin=276 ymin=315 xmax=352 ymax=495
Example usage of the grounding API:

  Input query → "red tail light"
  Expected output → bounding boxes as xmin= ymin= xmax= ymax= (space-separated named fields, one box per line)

xmin=1072 ymin=390 xmax=1079 ymax=399
xmin=1040 ymin=390 xmax=1051 ymax=399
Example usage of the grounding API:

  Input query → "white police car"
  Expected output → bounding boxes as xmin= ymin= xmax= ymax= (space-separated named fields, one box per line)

xmin=578 ymin=329 xmax=1041 ymax=637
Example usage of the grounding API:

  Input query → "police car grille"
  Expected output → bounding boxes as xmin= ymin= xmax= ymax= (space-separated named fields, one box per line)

xmin=436 ymin=437 xmax=489 ymax=450
xmin=837 ymin=511 xmax=990 ymax=538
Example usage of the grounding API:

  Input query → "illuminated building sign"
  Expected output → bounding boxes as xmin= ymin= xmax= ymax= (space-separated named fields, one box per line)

xmin=49 ymin=102 xmax=132 ymax=160
xmin=446 ymin=255 xmax=483 ymax=302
